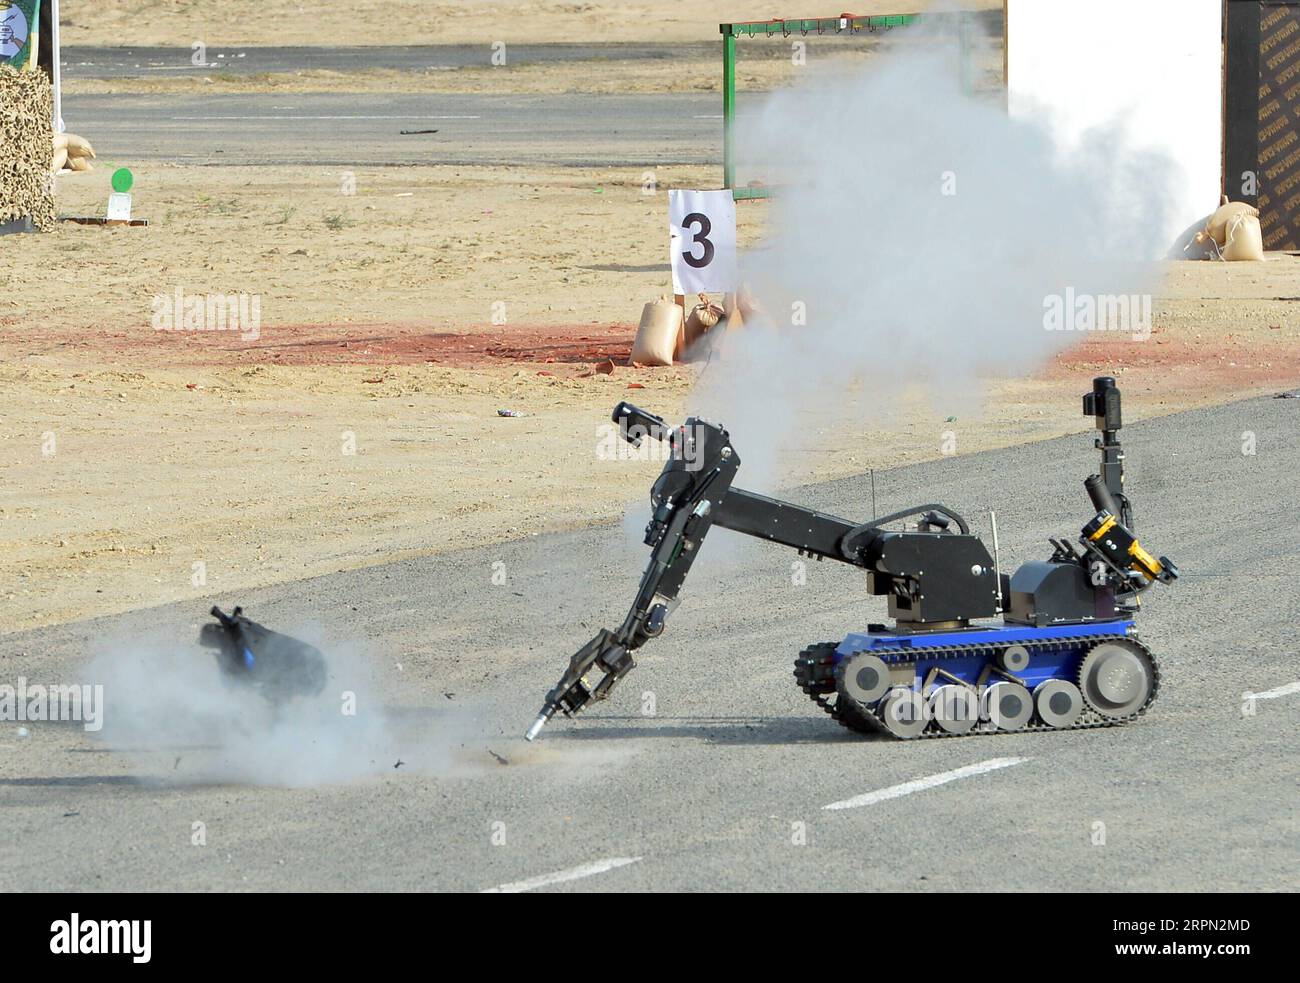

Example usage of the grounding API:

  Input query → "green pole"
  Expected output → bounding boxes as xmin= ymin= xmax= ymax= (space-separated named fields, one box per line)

xmin=722 ymin=24 xmax=736 ymax=190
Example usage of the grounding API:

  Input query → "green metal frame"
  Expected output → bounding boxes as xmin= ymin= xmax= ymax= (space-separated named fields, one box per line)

xmin=721 ymin=12 xmax=972 ymax=200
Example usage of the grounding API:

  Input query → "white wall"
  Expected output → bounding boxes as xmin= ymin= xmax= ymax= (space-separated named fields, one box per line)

xmin=1007 ymin=0 xmax=1223 ymax=248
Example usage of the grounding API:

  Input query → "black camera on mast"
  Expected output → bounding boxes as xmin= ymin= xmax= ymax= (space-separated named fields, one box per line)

xmin=1083 ymin=375 xmax=1122 ymax=432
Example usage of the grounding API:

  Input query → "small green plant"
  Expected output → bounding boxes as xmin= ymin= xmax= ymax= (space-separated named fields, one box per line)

xmin=323 ymin=213 xmax=353 ymax=231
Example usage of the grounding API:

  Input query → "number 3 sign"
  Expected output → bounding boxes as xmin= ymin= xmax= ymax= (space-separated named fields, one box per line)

xmin=668 ymin=189 xmax=738 ymax=295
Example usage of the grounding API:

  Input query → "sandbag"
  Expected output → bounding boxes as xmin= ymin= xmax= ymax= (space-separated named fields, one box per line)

xmin=631 ymin=296 xmax=683 ymax=367
xmin=1206 ymin=195 xmax=1258 ymax=246
xmin=51 ymin=145 xmax=66 ymax=173
xmin=683 ymin=292 xmax=725 ymax=352
xmin=64 ymin=133 xmax=95 ymax=159
xmin=1222 ymin=213 xmax=1264 ymax=261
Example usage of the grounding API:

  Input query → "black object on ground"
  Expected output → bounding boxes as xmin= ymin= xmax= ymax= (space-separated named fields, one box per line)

xmin=200 ymin=606 xmax=328 ymax=703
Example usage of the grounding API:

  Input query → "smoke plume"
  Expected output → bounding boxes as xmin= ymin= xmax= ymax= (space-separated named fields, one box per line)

xmin=690 ymin=13 xmax=1175 ymax=490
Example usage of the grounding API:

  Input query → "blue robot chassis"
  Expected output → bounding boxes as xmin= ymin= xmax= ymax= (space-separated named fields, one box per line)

xmin=527 ymin=377 xmax=1178 ymax=742
xmin=794 ymin=620 xmax=1157 ymax=739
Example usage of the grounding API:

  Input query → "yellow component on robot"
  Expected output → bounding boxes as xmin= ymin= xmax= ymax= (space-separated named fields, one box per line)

xmin=1087 ymin=513 xmax=1164 ymax=581
xmin=1087 ymin=515 xmax=1117 ymax=541
xmin=1128 ymin=541 xmax=1164 ymax=580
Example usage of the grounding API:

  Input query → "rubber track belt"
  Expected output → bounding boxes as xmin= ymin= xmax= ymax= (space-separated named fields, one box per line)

xmin=792 ymin=633 xmax=1159 ymax=739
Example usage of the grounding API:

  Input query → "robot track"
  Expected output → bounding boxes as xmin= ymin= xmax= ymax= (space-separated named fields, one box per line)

xmin=793 ymin=634 xmax=1159 ymax=740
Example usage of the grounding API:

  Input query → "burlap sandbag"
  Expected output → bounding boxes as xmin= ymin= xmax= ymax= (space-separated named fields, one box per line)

xmin=683 ymin=293 xmax=725 ymax=352
xmin=1222 ymin=213 xmax=1264 ymax=261
xmin=631 ymin=296 xmax=683 ymax=366
xmin=1205 ymin=195 xmax=1259 ymax=246
xmin=64 ymin=133 xmax=95 ymax=159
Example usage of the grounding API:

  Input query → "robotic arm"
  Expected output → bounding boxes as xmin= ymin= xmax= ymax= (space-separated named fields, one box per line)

xmin=524 ymin=403 xmax=978 ymax=740
xmin=524 ymin=404 xmax=743 ymax=740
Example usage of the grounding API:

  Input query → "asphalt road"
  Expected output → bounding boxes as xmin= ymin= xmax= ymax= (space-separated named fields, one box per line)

xmin=1 ymin=395 xmax=1296 ymax=892
xmin=64 ymin=91 xmax=729 ymax=166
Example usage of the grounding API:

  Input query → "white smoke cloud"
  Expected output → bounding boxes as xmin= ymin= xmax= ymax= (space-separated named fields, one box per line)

xmin=80 ymin=616 xmax=635 ymax=787
xmin=690 ymin=13 xmax=1175 ymax=491
xmin=81 ymin=626 xmax=409 ymax=786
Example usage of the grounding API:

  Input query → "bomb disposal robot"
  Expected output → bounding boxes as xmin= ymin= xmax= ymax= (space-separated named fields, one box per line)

xmin=527 ymin=377 xmax=1178 ymax=741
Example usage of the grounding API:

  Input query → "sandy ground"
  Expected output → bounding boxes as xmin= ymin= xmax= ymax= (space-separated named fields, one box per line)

xmin=4 ymin=7 xmax=1297 ymax=634
xmin=59 ymin=33 xmax=1007 ymax=97
xmin=61 ymin=22 xmax=1007 ymax=98
xmin=65 ymin=1 xmax=1004 ymax=47
xmin=62 ymin=52 xmax=863 ymax=97
xmin=61 ymin=47 xmax=1006 ymax=98
xmin=3 ymin=160 xmax=1298 ymax=635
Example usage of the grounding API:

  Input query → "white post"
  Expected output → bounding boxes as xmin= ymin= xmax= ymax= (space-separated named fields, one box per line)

xmin=49 ymin=0 xmax=62 ymax=132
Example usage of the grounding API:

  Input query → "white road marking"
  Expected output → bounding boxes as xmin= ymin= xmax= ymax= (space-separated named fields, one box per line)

xmin=824 ymin=757 xmax=1028 ymax=811
xmin=1250 ymin=681 xmax=1300 ymax=701
xmin=693 ymin=114 xmax=724 ymax=119
xmin=481 ymin=856 xmax=642 ymax=893
xmin=169 ymin=115 xmax=482 ymax=121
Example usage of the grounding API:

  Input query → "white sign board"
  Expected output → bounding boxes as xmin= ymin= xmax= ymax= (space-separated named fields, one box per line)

xmin=668 ymin=189 xmax=737 ymax=294
xmin=1006 ymin=0 xmax=1222 ymax=249
xmin=107 ymin=192 xmax=132 ymax=222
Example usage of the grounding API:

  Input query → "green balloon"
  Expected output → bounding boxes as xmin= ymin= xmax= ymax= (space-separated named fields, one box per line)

xmin=111 ymin=168 xmax=134 ymax=193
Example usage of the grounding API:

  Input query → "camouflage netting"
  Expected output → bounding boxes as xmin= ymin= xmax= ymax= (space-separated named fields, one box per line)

xmin=0 ymin=64 xmax=55 ymax=230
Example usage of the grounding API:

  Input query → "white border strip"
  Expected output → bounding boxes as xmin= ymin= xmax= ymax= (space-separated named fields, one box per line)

xmin=824 ymin=757 xmax=1028 ymax=811
xmin=482 ymin=856 xmax=642 ymax=894
xmin=1251 ymin=681 xmax=1300 ymax=701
